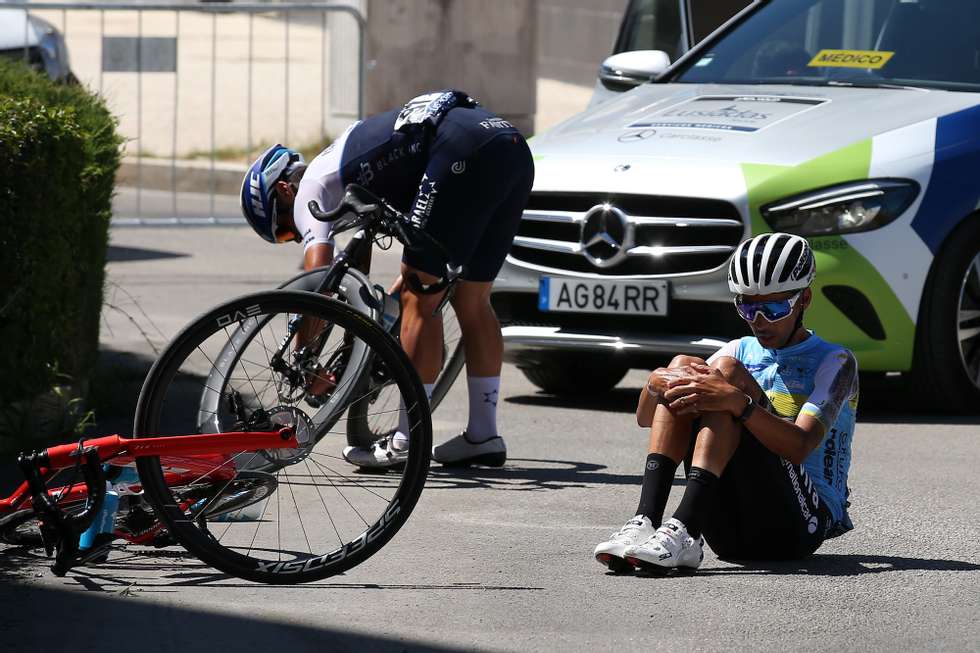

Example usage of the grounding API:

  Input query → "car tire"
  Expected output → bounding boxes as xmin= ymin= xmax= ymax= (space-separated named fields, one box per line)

xmin=519 ymin=355 xmax=628 ymax=396
xmin=913 ymin=216 xmax=980 ymax=413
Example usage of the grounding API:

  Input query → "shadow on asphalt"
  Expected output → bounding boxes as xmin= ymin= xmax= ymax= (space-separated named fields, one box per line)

xmin=696 ymin=553 xmax=980 ymax=577
xmin=107 ymin=245 xmax=189 ymax=263
xmin=423 ymin=457 xmax=686 ymax=491
xmin=0 ymin=572 xmax=462 ymax=652
xmin=506 ymin=377 xmax=980 ymax=425
xmin=0 ymin=545 xmax=544 ymax=594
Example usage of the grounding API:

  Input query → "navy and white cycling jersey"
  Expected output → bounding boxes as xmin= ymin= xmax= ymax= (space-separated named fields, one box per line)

xmin=292 ymin=90 xmax=522 ymax=254
xmin=708 ymin=333 xmax=859 ymax=534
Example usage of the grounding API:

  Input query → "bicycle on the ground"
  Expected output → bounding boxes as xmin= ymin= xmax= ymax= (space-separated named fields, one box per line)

xmin=4 ymin=184 xmax=452 ymax=584
xmin=4 ymin=286 xmax=433 ymax=583
xmin=2 ymin=428 xmax=297 ymax=577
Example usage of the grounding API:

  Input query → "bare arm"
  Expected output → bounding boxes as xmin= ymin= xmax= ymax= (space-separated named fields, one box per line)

xmin=303 ymin=242 xmax=335 ymax=272
xmin=665 ymin=364 xmax=825 ymax=465
xmin=741 ymin=408 xmax=825 ymax=465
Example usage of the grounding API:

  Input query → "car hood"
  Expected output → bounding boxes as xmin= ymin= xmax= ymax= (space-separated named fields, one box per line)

xmin=0 ymin=9 xmax=42 ymax=49
xmin=532 ymin=83 xmax=980 ymax=171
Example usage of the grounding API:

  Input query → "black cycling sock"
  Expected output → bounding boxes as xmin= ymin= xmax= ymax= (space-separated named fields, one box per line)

xmin=671 ymin=466 xmax=719 ymax=539
xmin=635 ymin=453 xmax=679 ymax=526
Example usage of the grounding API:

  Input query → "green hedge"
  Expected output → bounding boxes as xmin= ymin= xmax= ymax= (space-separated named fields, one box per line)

xmin=0 ymin=60 xmax=121 ymax=448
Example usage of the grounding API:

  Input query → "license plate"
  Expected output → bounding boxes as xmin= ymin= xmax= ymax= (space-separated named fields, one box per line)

xmin=538 ymin=277 xmax=669 ymax=315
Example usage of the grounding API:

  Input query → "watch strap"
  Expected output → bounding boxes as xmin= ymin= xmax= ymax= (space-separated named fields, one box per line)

xmin=737 ymin=394 xmax=755 ymax=423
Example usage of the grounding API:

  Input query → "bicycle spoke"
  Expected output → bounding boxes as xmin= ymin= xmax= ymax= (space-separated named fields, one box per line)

xmin=303 ymin=457 xmax=344 ymax=549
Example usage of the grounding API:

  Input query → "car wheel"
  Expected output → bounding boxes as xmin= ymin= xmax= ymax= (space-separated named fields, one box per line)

xmin=914 ymin=217 xmax=980 ymax=413
xmin=519 ymin=354 xmax=628 ymax=396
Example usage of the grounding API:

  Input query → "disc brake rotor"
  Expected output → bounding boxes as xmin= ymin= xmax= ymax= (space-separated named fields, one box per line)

xmin=259 ymin=405 xmax=316 ymax=466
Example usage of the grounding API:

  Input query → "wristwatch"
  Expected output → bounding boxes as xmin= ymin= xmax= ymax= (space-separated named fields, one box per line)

xmin=736 ymin=394 xmax=756 ymax=423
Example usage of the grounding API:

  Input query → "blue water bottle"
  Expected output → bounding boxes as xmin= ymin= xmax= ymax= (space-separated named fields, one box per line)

xmin=379 ymin=288 xmax=401 ymax=333
xmin=79 ymin=481 xmax=119 ymax=550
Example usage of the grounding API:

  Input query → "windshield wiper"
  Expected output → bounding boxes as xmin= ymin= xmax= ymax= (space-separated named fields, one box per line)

xmin=826 ymin=80 xmax=928 ymax=91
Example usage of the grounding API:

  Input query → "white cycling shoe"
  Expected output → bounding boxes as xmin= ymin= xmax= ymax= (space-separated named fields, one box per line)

xmin=432 ymin=431 xmax=506 ymax=467
xmin=624 ymin=518 xmax=704 ymax=574
xmin=593 ymin=515 xmax=655 ymax=573
xmin=343 ymin=433 xmax=408 ymax=470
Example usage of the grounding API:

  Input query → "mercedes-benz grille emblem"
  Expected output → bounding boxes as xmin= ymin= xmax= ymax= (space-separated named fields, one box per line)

xmin=580 ymin=204 xmax=632 ymax=269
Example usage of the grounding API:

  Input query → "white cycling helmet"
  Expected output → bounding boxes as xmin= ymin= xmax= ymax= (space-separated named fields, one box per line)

xmin=728 ymin=232 xmax=815 ymax=295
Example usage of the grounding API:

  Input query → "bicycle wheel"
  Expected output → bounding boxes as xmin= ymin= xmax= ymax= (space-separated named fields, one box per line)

xmin=134 ymin=291 xmax=431 ymax=584
xmin=0 ymin=510 xmax=65 ymax=546
xmin=345 ymin=301 xmax=464 ymax=447
xmin=430 ymin=301 xmax=465 ymax=410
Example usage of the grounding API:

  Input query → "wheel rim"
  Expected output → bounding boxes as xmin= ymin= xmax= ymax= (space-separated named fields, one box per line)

xmin=957 ymin=250 xmax=980 ymax=390
xmin=134 ymin=293 xmax=431 ymax=582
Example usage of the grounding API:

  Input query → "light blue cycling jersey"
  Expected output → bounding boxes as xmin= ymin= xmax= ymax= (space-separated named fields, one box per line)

xmin=709 ymin=332 xmax=859 ymax=534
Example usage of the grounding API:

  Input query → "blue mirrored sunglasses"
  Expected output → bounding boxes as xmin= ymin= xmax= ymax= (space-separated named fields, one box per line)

xmin=733 ymin=291 xmax=802 ymax=323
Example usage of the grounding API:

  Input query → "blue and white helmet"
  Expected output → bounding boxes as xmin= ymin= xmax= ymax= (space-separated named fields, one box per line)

xmin=240 ymin=144 xmax=305 ymax=242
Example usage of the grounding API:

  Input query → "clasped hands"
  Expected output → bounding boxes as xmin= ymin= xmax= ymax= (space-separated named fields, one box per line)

xmin=646 ymin=363 xmax=746 ymax=417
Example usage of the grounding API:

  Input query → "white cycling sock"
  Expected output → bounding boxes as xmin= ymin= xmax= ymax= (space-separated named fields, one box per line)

xmin=393 ymin=383 xmax=433 ymax=450
xmin=465 ymin=376 xmax=500 ymax=442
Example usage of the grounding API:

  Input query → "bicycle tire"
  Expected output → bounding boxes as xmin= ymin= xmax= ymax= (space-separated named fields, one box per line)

xmin=134 ymin=291 xmax=431 ymax=584
xmin=345 ymin=300 xmax=465 ymax=447
xmin=0 ymin=509 xmax=63 ymax=546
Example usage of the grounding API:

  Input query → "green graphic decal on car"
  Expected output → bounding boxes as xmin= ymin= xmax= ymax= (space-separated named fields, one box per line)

xmin=742 ymin=139 xmax=916 ymax=370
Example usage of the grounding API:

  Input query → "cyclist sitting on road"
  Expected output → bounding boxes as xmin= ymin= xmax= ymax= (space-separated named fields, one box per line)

xmin=594 ymin=233 xmax=859 ymax=574
xmin=239 ymin=89 xmax=534 ymax=469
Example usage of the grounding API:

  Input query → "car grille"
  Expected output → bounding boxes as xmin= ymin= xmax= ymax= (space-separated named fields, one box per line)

xmin=509 ymin=192 xmax=744 ymax=276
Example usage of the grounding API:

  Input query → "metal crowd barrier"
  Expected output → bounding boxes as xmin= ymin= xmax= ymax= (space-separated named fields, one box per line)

xmin=8 ymin=1 xmax=366 ymax=223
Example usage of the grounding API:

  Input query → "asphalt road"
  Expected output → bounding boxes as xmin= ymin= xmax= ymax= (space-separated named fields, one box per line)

xmin=2 ymin=223 xmax=978 ymax=652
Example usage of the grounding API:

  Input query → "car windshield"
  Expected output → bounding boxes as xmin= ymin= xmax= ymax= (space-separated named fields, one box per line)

xmin=674 ymin=0 xmax=980 ymax=92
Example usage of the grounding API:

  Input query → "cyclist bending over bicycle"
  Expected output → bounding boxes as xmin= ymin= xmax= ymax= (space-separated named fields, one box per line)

xmin=240 ymin=89 xmax=534 ymax=469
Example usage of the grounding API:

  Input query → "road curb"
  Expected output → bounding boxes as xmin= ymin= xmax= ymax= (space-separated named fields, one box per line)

xmin=117 ymin=156 xmax=244 ymax=195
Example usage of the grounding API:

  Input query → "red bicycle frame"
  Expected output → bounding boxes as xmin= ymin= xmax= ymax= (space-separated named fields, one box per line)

xmin=2 ymin=429 xmax=298 ymax=519
xmin=0 ymin=427 xmax=299 ymax=556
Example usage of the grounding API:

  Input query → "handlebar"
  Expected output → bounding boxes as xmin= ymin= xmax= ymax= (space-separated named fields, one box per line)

xmin=308 ymin=184 xmax=382 ymax=222
xmin=308 ymin=183 xmax=462 ymax=295
xmin=17 ymin=445 xmax=106 ymax=576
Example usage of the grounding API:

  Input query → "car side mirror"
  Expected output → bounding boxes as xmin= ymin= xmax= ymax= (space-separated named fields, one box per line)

xmin=598 ymin=50 xmax=671 ymax=91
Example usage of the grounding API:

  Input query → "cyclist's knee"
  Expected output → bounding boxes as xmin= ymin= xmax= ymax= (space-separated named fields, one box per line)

xmin=711 ymin=355 xmax=742 ymax=375
xmin=710 ymin=356 xmax=759 ymax=395
xmin=669 ymin=354 xmax=704 ymax=369
xmin=400 ymin=263 xmax=441 ymax=291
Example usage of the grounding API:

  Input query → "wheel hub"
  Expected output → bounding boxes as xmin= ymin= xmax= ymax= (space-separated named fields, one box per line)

xmin=259 ymin=405 xmax=316 ymax=466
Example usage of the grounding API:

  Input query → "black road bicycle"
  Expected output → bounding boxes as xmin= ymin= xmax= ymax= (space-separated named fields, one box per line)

xmin=198 ymin=185 xmax=465 ymax=451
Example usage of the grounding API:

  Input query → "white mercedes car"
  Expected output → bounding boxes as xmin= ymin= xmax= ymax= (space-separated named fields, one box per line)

xmin=494 ymin=0 xmax=980 ymax=411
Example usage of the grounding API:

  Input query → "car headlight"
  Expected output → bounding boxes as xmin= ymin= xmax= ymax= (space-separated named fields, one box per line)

xmin=761 ymin=179 xmax=919 ymax=236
